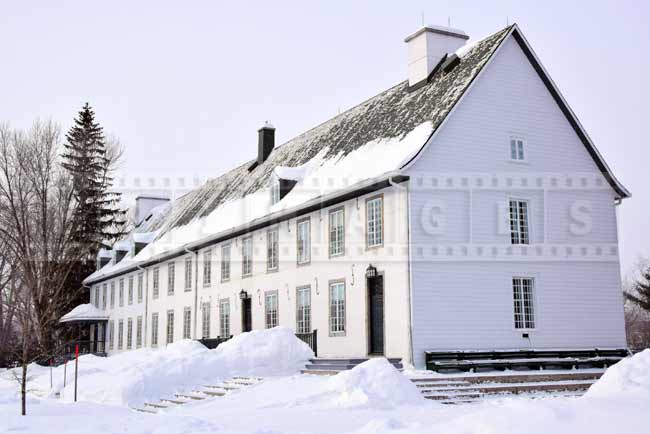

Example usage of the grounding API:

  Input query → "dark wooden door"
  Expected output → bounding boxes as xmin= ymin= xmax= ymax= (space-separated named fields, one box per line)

xmin=368 ymin=275 xmax=385 ymax=355
xmin=242 ymin=298 xmax=252 ymax=332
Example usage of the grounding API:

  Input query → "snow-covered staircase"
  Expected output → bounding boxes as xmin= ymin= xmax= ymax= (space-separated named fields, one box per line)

xmin=409 ymin=370 xmax=603 ymax=404
xmin=133 ymin=376 xmax=262 ymax=414
xmin=302 ymin=358 xmax=403 ymax=375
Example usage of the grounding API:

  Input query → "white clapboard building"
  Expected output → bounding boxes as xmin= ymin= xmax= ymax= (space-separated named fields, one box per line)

xmin=76 ymin=24 xmax=630 ymax=369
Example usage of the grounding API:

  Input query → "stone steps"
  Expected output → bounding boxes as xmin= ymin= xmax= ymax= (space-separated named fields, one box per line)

xmin=302 ymin=357 xmax=403 ymax=375
xmin=132 ymin=376 xmax=263 ymax=414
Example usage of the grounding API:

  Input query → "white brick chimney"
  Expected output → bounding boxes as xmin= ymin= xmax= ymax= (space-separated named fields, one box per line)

xmin=405 ymin=25 xmax=469 ymax=87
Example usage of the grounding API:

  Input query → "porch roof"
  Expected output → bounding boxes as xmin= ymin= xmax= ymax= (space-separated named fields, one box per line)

xmin=59 ymin=303 xmax=109 ymax=324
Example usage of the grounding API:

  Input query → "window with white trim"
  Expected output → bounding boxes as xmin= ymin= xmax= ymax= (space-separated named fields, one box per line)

xmin=509 ymin=199 xmax=530 ymax=245
xmin=110 ymin=282 xmax=115 ymax=308
xmin=297 ymin=218 xmax=310 ymax=265
xmin=366 ymin=196 xmax=383 ymax=248
xmin=219 ymin=299 xmax=230 ymax=337
xmin=137 ymin=272 xmax=143 ymax=303
xmin=203 ymin=250 xmax=212 ymax=287
xmin=221 ymin=244 xmax=231 ymax=281
xmin=267 ymin=228 xmax=279 ymax=271
xmin=296 ymin=286 xmax=311 ymax=334
xmin=128 ymin=276 xmax=134 ymax=305
xmin=152 ymin=267 xmax=160 ymax=299
xmin=108 ymin=320 xmax=114 ymax=349
xmin=119 ymin=279 xmax=124 ymax=307
xmin=510 ymin=137 xmax=525 ymax=161
xmin=136 ymin=316 xmax=143 ymax=348
xmin=184 ymin=257 xmax=192 ymax=291
xmin=242 ymin=236 xmax=253 ymax=277
xmin=183 ymin=307 xmax=191 ymax=339
xmin=329 ymin=208 xmax=345 ymax=257
xmin=270 ymin=176 xmax=280 ymax=205
xmin=151 ymin=313 xmax=159 ymax=347
xmin=513 ymin=277 xmax=535 ymax=329
xmin=201 ymin=302 xmax=211 ymax=339
xmin=166 ymin=310 xmax=174 ymax=344
xmin=168 ymin=262 xmax=175 ymax=295
xmin=117 ymin=319 xmax=124 ymax=350
xmin=102 ymin=284 xmax=107 ymax=310
xmin=265 ymin=291 xmax=278 ymax=329
xmin=329 ymin=281 xmax=346 ymax=335
xmin=126 ymin=318 xmax=133 ymax=349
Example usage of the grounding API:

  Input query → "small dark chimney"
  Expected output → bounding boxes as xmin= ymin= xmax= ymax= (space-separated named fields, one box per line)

xmin=257 ymin=122 xmax=275 ymax=164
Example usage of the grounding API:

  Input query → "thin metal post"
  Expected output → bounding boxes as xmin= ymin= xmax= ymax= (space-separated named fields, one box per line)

xmin=74 ymin=343 xmax=79 ymax=402
xmin=63 ymin=359 xmax=67 ymax=388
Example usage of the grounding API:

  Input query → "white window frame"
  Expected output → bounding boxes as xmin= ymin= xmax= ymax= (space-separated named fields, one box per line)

xmin=201 ymin=302 xmax=211 ymax=339
xmin=221 ymin=244 xmax=231 ymax=282
xmin=296 ymin=286 xmax=311 ymax=334
xmin=168 ymin=262 xmax=175 ymax=295
xmin=267 ymin=228 xmax=279 ymax=272
xmin=110 ymin=282 xmax=115 ymax=308
xmin=119 ymin=279 xmax=124 ymax=307
xmin=166 ymin=310 xmax=174 ymax=344
xmin=128 ymin=276 xmax=134 ymax=305
xmin=151 ymin=312 xmax=159 ymax=347
xmin=296 ymin=217 xmax=311 ymax=265
xmin=219 ymin=299 xmax=230 ymax=337
xmin=509 ymin=136 xmax=526 ymax=162
xmin=270 ymin=176 xmax=280 ymax=205
xmin=203 ymin=250 xmax=212 ymax=287
xmin=509 ymin=199 xmax=530 ymax=245
xmin=102 ymin=284 xmax=107 ymax=310
xmin=108 ymin=320 xmax=114 ymax=349
xmin=329 ymin=280 xmax=346 ymax=336
xmin=329 ymin=207 xmax=345 ymax=257
xmin=136 ymin=316 xmax=143 ymax=348
xmin=137 ymin=272 xmax=144 ymax=303
xmin=366 ymin=195 xmax=383 ymax=248
xmin=117 ymin=319 xmax=124 ymax=350
xmin=183 ymin=307 xmax=192 ymax=339
xmin=126 ymin=318 xmax=133 ymax=349
xmin=184 ymin=257 xmax=193 ymax=292
xmin=242 ymin=236 xmax=253 ymax=277
xmin=265 ymin=291 xmax=279 ymax=329
xmin=152 ymin=267 xmax=160 ymax=299
xmin=513 ymin=277 xmax=536 ymax=329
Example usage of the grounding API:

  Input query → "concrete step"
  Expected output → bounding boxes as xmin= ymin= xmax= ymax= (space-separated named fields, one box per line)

xmin=133 ymin=407 xmax=158 ymax=414
xmin=161 ymin=397 xmax=187 ymax=405
xmin=144 ymin=402 xmax=170 ymax=409
xmin=175 ymin=393 xmax=207 ymax=400
xmin=202 ymin=390 xmax=226 ymax=397
xmin=410 ymin=370 xmax=603 ymax=385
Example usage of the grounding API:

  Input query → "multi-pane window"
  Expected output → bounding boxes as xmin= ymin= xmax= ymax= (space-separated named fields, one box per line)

xmin=151 ymin=313 xmax=159 ymax=347
xmin=201 ymin=302 xmax=211 ymax=339
xmin=296 ymin=286 xmax=311 ymax=334
xmin=219 ymin=299 xmax=230 ymax=337
xmin=168 ymin=262 xmax=175 ymax=295
xmin=117 ymin=319 xmax=124 ymax=350
xmin=110 ymin=282 xmax=115 ymax=308
xmin=242 ymin=237 xmax=253 ymax=277
xmin=183 ymin=307 xmax=192 ymax=339
xmin=221 ymin=244 xmax=231 ymax=281
xmin=166 ymin=310 xmax=174 ymax=344
xmin=203 ymin=250 xmax=212 ymax=287
xmin=510 ymin=137 xmax=525 ymax=161
xmin=366 ymin=196 xmax=383 ymax=248
xmin=102 ymin=284 xmax=107 ymax=309
xmin=265 ymin=291 xmax=278 ymax=329
xmin=119 ymin=279 xmax=124 ymax=307
xmin=137 ymin=273 xmax=144 ymax=303
xmin=270 ymin=177 xmax=280 ymax=205
xmin=126 ymin=318 xmax=133 ymax=349
xmin=297 ymin=218 xmax=311 ymax=265
xmin=108 ymin=320 xmax=114 ymax=349
xmin=184 ymin=257 xmax=192 ymax=291
xmin=329 ymin=208 xmax=345 ymax=257
xmin=136 ymin=316 xmax=143 ymax=348
xmin=153 ymin=267 xmax=160 ymax=299
xmin=267 ymin=228 xmax=279 ymax=271
xmin=329 ymin=281 xmax=346 ymax=335
xmin=509 ymin=200 xmax=530 ymax=245
xmin=128 ymin=276 xmax=134 ymax=305
xmin=513 ymin=277 xmax=536 ymax=329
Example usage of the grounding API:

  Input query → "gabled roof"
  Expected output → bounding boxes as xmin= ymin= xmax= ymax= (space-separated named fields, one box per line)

xmin=84 ymin=24 xmax=627 ymax=285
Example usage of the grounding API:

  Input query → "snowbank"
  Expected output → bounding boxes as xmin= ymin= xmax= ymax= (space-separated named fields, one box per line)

xmin=22 ymin=327 xmax=313 ymax=407
xmin=328 ymin=358 xmax=423 ymax=408
xmin=586 ymin=350 xmax=650 ymax=398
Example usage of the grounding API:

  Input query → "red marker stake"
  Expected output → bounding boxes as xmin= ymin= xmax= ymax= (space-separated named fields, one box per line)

xmin=74 ymin=344 xmax=79 ymax=402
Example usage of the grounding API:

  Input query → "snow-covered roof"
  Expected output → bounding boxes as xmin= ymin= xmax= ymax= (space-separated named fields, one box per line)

xmin=83 ymin=24 xmax=628 ymax=285
xmin=59 ymin=304 xmax=109 ymax=323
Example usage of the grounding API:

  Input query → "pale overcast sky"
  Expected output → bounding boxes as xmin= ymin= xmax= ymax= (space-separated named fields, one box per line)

xmin=1 ymin=0 xmax=648 ymax=275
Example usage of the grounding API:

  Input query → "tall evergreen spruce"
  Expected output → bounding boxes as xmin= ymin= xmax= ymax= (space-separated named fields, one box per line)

xmin=627 ymin=266 xmax=650 ymax=312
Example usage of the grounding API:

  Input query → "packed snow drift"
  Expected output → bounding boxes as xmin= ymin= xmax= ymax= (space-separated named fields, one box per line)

xmin=586 ymin=349 xmax=650 ymax=399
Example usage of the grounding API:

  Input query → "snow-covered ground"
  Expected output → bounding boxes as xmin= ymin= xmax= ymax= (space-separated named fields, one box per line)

xmin=1 ymin=330 xmax=648 ymax=434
